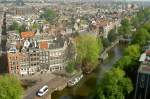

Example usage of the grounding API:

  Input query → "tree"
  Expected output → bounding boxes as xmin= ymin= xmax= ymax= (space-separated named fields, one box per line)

xmin=74 ymin=34 xmax=102 ymax=72
xmin=143 ymin=23 xmax=150 ymax=33
xmin=113 ymin=44 xmax=140 ymax=70
xmin=40 ymin=9 xmax=58 ymax=24
xmin=101 ymin=38 xmax=111 ymax=48
xmin=0 ymin=74 xmax=23 ymax=99
xmin=113 ymin=56 xmax=132 ymax=70
xmin=94 ymin=68 xmax=133 ymax=99
xmin=132 ymin=15 xmax=139 ymax=28
xmin=108 ymin=28 xmax=118 ymax=42
xmin=118 ymin=18 xmax=132 ymax=37
xmin=131 ymin=8 xmax=150 ymax=28
xmin=30 ymin=23 xmax=39 ymax=31
xmin=8 ymin=21 xmax=27 ymax=34
xmin=132 ymin=28 xmax=150 ymax=46
xmin=8 ymin=21 xmax=19 ymax=31
xmin=66 ymin=60 xmax=76 ymax=73
xmin=124 ymin=44 xmax=140 ymax=59
xmin=17 ymin=23 xmax=27 ymax=33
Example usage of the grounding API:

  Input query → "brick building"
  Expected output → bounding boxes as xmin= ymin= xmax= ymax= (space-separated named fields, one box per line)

xmin=6 ymin=30 xmax=71 ymax=76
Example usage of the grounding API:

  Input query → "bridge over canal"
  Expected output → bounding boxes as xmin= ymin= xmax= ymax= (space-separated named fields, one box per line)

xmin=99 ymin=36 xmax=131 ymax=62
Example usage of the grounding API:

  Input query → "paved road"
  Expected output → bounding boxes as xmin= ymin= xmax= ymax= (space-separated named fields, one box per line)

xmin=34 ymin=77 xmax=69 ymax=99
xmin=24 ymin=75 xmax=69 ymax=99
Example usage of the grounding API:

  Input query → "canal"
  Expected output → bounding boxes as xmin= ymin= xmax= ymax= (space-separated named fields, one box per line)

xmin=52 ymin=44 xmax=125 ymax=99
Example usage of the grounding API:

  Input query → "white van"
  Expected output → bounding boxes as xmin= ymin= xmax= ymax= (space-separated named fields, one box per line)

xmin=37 ymin=85 xmax=48 ymax=97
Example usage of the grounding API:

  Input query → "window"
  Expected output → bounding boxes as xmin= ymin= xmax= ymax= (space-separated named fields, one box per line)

xmin=43 ymin=87 xmax=48 ymax=92
xmin=140 ymin=75 xmax=145 ymax=88
xmin=17 ymin=66 xmax=19 ymax=70
xmin=12 ymin=62 xmax=15 ymax=65
xmin=11 ymin=67 xmax=13 ymax=70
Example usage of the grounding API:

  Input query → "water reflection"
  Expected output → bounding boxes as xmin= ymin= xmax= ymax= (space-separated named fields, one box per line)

xmin=52 ymin=44 xmax=125 ymax=99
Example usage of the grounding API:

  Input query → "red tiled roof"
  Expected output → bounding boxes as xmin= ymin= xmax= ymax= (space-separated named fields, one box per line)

xmin=39 ymin=41 xmax=48 ymax=49
xmin=21 ymin=32 xmax=35 ymax=39
xmin=145 ymin=50 xmax=150 ymax=55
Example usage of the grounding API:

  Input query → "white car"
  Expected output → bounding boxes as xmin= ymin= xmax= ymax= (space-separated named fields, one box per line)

xmin=37 ymin=85 xmax=48 ymax=97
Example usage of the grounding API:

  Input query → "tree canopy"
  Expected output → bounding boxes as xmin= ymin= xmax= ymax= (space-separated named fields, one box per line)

xmin=108 ymin=28 xmax=118 ymax=42
xmin=143 ymin=23 xmax=150 ymax=33
xmin=113 ymin=44 xmax=140 ymax=70
xmin=74 ymin=34 xmax=102 ymax=72
xmin=8 ymin=21 xmax=19 ymax=31
xmin=132 ymin=28 xmax=150 ymax=46
xmin=40 ymin=9 xmax=58 ymax=24
xmin=132 ymin=8 xmax=150 ymax=28
xmin=0 ymin=74 xmax=23 ymax=99
xmin=66 ymin=60 xmax=76 ymax=73
xmin=95 ymin=68 xmax=133 ymax=99
xmin=101 ymin=38 xmax=110 ymax=48
xmin=124 ymin=44 xmax=140 ymax=59
xmin=118 ymin=18 xmax=132 ymax=37
xmin=8 ymin=21 xmax=27 ymax=34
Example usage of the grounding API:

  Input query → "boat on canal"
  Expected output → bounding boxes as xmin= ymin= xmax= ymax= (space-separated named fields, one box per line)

xmin=67 ymin=74 xmax=83 ymax=87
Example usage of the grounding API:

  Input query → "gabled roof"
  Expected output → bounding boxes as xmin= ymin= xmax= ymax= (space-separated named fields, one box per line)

xmin=21 ymin=32 xmax=35 ymax=39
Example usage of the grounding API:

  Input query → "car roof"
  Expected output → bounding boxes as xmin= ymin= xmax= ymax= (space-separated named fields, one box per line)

xmin=39 ymin=85 xmax=48 ymax=92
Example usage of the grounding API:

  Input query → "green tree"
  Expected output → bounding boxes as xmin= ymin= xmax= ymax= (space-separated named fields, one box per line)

xmin=132 ymin=15 xmax=139 ymax=27
xmin=132 ymin=28 xmax=150 ymax=46
xmin=8 ymin=21 xmax=19 ymax=31
xmin=66 ymin=61 xmax=76 ymax=73
xmin=95 ymin=68 xmax=133 ymax=99
xmin=40 ymin=9 xmax=58 ymax=24
xmin=75 ymin=34 xmax=102 ymax=72
xmin=113 ymin=56 xmax=132 ymax=70
xmin=119 ymin=18 xmax=132 ymax=37
xmin=114 ymin=44 xmax=140 ymax=70
xmin=0 ymin=74 xmax=23 ymax=99
xmin=17 ymin=23 xmax=27 ymax=33
xmin=101 ymin=38 xmax=111 ymax=48
xmin=108 ymin=28 xmax=118 ymax=42
xmin=124 ymin=44 xmax=140 ymax=59
xmin=132 ymin=8 xmax=150 ymax=28
xmin=143 ymin=23 xmax=150 ymax=33
xmin=8 ymin=21 xmax=27 ymax=34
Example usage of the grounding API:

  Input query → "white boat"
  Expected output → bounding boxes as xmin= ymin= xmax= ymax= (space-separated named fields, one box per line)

xmin=67 ymin=74 xmax=83 ymax=87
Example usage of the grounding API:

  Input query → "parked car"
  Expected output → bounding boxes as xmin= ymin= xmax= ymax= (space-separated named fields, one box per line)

xmin=37 ymin=85 xmax=48 ymax=97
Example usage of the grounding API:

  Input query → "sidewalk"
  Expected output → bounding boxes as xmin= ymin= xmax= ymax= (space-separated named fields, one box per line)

xmin=23 ymin=73 xmax=57 ymax=99
xmin=20 ymin=72 xmax=56 ymax=81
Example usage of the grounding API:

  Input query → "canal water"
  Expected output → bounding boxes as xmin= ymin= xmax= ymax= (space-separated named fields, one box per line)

xmin=52 ymin=44 xmax=125 ymax=99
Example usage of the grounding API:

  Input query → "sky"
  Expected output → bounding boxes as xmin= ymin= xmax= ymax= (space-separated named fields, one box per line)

xmin=127 ymin=0 xmax=150 ymax=1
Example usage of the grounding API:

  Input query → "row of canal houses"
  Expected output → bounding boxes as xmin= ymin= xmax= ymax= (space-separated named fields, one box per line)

xmin=6 ymin=22 xmax=74 ymax=76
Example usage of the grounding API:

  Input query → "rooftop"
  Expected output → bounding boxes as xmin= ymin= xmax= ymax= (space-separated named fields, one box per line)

xmin=39 ymin=41 xmax=48 ymax=49
xmin=145 ymin=50 xmax=150 ymax=55
xmin=139 ymin=64 xmax=150 ymax=74
xmin=21 ymin=32 xmax=35 ymax=39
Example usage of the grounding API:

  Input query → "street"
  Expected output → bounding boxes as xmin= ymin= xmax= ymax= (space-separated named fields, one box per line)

xmin=23 ymin=74 xmax=69 ymax=99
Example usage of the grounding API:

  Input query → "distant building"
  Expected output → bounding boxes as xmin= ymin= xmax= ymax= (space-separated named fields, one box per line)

xmin=93 ymin=18 xmax=120 ymax=38
xmin=7 ymin=6 xmax=34 ymax=16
